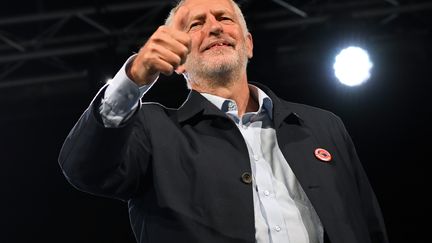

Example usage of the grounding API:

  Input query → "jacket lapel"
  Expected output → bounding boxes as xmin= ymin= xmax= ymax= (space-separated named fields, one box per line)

xmin=275 ymin=117 xmax=322 ymax=190
xmin=176 ymin=90 xmax=230 ymax=123
xmin=255 ymin=83 xmax=323 ymax=191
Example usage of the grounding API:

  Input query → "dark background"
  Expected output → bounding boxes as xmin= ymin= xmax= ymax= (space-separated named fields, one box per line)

xmin=1 ymin=0 xmax=430 ymax=242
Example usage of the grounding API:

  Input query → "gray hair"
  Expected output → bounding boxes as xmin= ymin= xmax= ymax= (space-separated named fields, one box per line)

xmin=164 ymin=0 xmax=249 ymax=35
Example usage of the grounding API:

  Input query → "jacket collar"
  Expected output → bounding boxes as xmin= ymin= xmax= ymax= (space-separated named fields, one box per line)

xmin=176 ymin=82 xmax=302 ymax=127
xmin=250 ymin=82 xmax=303 ymax=128
xmin=200 ymin=85 xmax=273 ymax=119
xmin=176 ymin=90 xmax=222 ymax=123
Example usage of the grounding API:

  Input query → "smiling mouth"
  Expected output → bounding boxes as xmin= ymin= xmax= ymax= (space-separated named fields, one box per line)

xmin=204 ymin=42 xmax=234 ymax=51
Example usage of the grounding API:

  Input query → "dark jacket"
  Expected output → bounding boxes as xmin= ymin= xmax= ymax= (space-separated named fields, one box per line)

xmin=59 ymin=82 xmax=388 ymax=243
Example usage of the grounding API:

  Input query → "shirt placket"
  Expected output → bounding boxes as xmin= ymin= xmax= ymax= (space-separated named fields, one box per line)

xmin=239 ymin=119 xmax=290 ymax=243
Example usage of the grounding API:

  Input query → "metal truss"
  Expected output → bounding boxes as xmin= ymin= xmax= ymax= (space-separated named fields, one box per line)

xmin=257 ymin=0 xmax=432 ymax=29
xmin=0 ymin=1 xmax=169 ymax=88
xmin=0 ymin=0 xmax=431 ymax=88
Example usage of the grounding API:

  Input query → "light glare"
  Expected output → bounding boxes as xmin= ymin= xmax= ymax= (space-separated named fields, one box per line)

xmin=333 ymin=46 xmax=373 ymax=86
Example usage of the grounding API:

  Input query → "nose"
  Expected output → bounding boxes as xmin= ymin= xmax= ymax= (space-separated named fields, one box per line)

xmin=207 ymin=16 xmax=223 ymax=35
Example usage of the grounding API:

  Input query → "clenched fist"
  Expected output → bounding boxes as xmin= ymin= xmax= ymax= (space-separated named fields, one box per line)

xmin=127 ymin=6 xmax=191 ymax=86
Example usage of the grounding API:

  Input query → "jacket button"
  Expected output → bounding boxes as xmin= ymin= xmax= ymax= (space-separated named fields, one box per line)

xmin=241 ymin=172 xmax=252 ymax=184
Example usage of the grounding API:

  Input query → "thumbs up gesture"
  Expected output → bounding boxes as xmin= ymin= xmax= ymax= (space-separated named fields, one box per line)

xmin=127 ymin=7 xmax=191 ymax=86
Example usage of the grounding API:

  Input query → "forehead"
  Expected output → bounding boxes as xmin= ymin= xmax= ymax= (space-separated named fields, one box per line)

xmin=182 ymin=0 xmax=235 ymax=15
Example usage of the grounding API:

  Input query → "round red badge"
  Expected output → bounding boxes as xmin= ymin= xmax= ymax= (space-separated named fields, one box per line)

xmin=314 ymin=148 xmax=332 ymax=162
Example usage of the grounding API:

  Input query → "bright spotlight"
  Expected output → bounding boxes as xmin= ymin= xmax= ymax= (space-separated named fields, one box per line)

xmin=333 ymin=46 xmax=373 ymax=86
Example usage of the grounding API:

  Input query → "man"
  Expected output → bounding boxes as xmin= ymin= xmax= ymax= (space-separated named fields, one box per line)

xmin=59 ymin=0 xmax=389 ymax=242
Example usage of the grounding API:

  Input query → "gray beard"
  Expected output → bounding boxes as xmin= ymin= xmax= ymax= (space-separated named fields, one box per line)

xmin=185 ymin=48 xmax=248 ymax=89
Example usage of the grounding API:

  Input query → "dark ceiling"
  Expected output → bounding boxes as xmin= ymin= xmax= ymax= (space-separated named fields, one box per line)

xmin=1 ymin=0 xmax=431 ymax=242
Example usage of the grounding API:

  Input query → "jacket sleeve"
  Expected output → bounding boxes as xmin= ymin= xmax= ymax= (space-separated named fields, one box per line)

xmin=58 ymin=88 xmax=152 ymax=201
xmin=333 ymin=115 xmax=389 ymax=243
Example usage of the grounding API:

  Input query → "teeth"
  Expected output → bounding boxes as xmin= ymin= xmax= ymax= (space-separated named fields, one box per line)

xmin=206 ymin=42 xmax=229 ymax=50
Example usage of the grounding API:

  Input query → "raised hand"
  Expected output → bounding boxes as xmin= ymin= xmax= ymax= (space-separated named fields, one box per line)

xmin=127 ymin=6 xmax=191 ymax=86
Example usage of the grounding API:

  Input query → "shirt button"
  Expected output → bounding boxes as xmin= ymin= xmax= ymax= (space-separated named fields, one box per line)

xmin=253 ymin=154 xmax=259 ymax=161
xmin=263 ymin=190 xmax=270 ymax=196
xmin=228 ymin=102 xmax=236 ymax=111
xmin=241 ymin=172 xmax=252 ymax=184
xmin=274 ymin=225 xmax=281 ymax=232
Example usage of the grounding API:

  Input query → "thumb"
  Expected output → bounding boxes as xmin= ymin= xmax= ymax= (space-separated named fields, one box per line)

xmin=171 ymin=6 xmax=190 ymax=31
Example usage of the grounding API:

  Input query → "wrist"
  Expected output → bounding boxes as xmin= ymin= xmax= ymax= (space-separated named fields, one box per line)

xmin=126 ymin=60 xmax=159 ymax=86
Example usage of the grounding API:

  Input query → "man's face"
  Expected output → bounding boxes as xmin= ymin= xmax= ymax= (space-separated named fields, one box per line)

xmin=180 ymin=0 xmax=253 ymax=83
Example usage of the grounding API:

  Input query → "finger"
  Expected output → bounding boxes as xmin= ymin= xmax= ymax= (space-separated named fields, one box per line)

xmin=174 ymin=65 xmax=186 ymax=74
xmin=172 ymin=6 xmax=190 ymax=32
xmin=156 ymin=47 xmax=183 ymax=68
xmin=153 ymin=58 xmax=176 ymax=76
xmin=156 ymin=30 xmax=190 ymax=56
xmin=173 ymin=32 xmax=192 ymax=51
xmin=162 ymin=39 xmax=190 ymax=64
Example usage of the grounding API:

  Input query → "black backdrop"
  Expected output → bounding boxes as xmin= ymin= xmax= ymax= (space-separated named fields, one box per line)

xmin=1 ymin=0 xmax=431 ymax=242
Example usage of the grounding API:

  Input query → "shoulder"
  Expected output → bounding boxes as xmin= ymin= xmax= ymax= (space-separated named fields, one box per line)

xmin=254 ymin=82 xmax=340 ymax=122
xmin=136 ymin=102 xmax=173 ymax=123
xmin=282 ymin=99 xmax=339 ymax=121
xmin=275 ymin=97 xmax=346 ymax=134
xmin=276 ymin=98 xmax=352 ymax=150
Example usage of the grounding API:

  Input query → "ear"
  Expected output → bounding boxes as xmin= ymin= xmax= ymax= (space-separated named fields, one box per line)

xmin=246 ymin=32 xmax=253 ymax=59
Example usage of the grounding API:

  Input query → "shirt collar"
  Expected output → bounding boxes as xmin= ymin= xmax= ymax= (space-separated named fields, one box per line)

xmin=200 ymin=84 xmax=274 ymax=120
